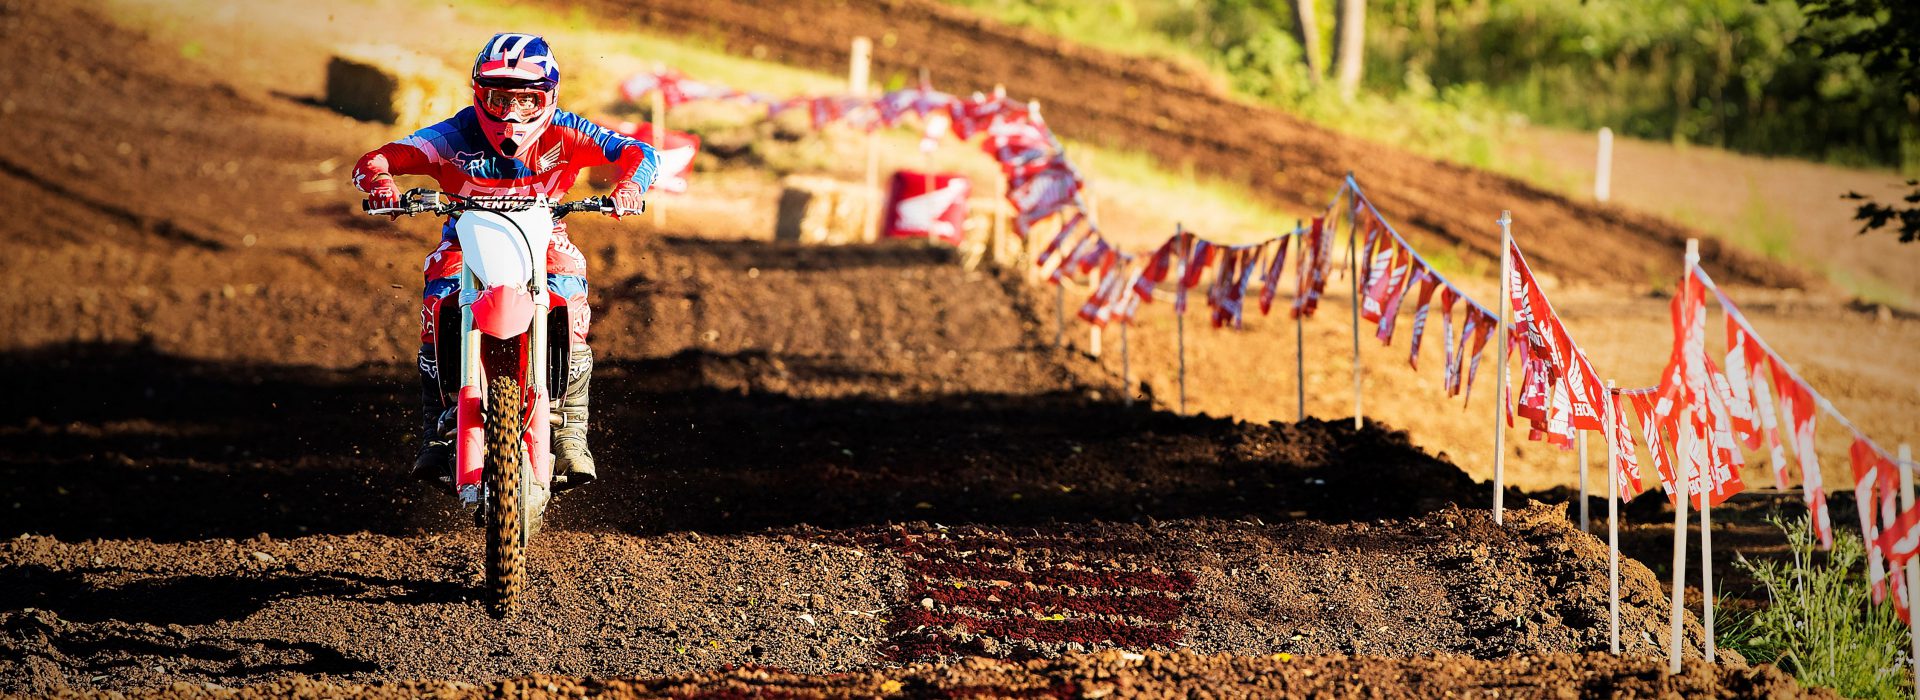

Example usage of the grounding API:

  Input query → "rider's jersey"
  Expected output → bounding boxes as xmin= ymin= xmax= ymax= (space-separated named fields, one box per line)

xmin=352 ymin=107 xmax=658 ymax=224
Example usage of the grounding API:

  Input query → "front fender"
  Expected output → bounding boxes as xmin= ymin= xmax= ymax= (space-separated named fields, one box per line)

xmin=470 ymin=285 xmax=534 ymax=339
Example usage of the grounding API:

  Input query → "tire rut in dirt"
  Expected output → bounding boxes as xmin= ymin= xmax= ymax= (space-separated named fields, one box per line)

xmin=485 ymin=375 xmax=527 ymax=618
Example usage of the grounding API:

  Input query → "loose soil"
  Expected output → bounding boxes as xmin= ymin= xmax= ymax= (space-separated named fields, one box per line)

xmin=0 ymin=1 xmax=1869 ymax=697
xmin=26 ymin=651 xmax=1836 ymax=699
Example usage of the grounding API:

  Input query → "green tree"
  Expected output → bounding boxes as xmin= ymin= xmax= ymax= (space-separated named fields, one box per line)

xmin=1793 ymin=0 xmax=1920 ymax=242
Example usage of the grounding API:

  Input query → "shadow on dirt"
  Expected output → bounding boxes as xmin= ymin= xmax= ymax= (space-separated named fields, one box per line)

xmin=0 ymin=342 xmax=1490 ymax=542
xmin=0 ymin=565 xmax=465 ymax=627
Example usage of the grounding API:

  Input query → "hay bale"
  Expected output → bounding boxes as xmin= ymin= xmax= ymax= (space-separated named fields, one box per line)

xmin=774 ymin=176 xmax=873 ymax=245
xmin=325 ymin=44 xmax=463 ymax=129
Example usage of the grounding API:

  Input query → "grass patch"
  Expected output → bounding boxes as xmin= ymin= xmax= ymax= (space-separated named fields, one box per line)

xmin=1725 ymin=514 xmax=1913 ymax=699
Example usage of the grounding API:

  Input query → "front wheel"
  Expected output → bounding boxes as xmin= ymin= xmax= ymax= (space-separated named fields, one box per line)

xmin=483 ymin=375 xmax=527 ymax=617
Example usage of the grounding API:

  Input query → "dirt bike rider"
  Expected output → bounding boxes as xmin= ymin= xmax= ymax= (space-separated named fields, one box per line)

xmin=353 ymin=33 xmax=657 ymax=492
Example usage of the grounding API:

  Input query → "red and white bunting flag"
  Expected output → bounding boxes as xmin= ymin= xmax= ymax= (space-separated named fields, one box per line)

xmin=1610 ymin=392 xmax=1644 ymax=499
xmin=1048 ymin=231 xmax=1099 ymax=286
xmin=1406 ymin=268 xmax=1441 ymax=369
xmin=1175 ymin=238 xmax=1218 ymax=315
xmin=1751 ymin=369 xmax=1790 ymax=490
xmin=1853 ymin=438 xmax=1892 ymax=600
xmin=1631 ymin=392 xmax=1681 ymax=502
xmin=1516 ymin=354 xmax=1551 ymax=428
xmin=1033 ymin=213 xmax=1088 ymax=271
xmin=1722 ymin=328 xmax=1762 ymax=449
xmin=1133 ymin=235 xmax=1183 ymax=303
xmin=1293 ymin=217 xmax=1333 ymax=320
xmin=1506 ymin=242 xmax=1563 ymax=378
xmin=1206 ymin=247 xmax=1238 ymax=327
xmin=1461 ymin=310 xmax=1496 ymax=406
xmin=1078 ymin=252 xmax=1128 ymax=326
xmin=1877 ymin=501 xmax=1920 ymax=568
xmin=1008 ymin=160 xmax=1080 ymax=238
xmin=1850 ymin=439 xmax=1896 ymax=598
xmin=1776 ymin=372 xmax=1833 ymax=547
xmin=1732 ymin=318 xmax=1792 ymax=488
xmin=1358 ymin=236 xmax=1396 ymax=322
xmin=1210 ymin=246 xmax=1261 ymax=329
xmin=1705 ymin=357 xmax=1751 ymax=479
xmin=1440 ymin=288 xmax=1462 ymax=396
xmin=1372 ymin=247 xmax=1416 ymax=343
xmin=1073 ymin=236 xmax=1111 ymax=275
xmin=1258 ymin=236 xmax=1292 ymax=316
xmin=1882 ymin=464 xmax=1904 ymax=613
xmin=947 ymin=91 xmax=1012 ymax=140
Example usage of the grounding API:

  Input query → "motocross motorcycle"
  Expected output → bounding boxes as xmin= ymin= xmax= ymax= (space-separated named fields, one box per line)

xmin=367 ymin=189 xmax=635 ymax=616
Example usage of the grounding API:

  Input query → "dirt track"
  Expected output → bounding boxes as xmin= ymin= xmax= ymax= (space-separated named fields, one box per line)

xmin=0 ymin=0 xmax=1849 ymax=696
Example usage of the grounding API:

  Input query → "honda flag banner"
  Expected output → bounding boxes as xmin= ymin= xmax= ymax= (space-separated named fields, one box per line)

xmin=881 ymin=171 xmax=971 ymax=246
xmin=610 ymin=121 xmax=701 ymax=195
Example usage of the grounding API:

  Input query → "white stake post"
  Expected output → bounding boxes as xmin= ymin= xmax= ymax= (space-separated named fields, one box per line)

xmin=1348 ymin=193 xmax=1364 ymax=431
xmin=1294 ymin=220 xmax=1306 ymax=423
xmin=1670 ymin=426 xmax=1694 ymax=672
xmin=1176 ymin=223 xmax=1188 ymax=416
xmin=651 ymin=87 xmax=667 ymax=227
xmin=1689 ymin=239 xmax=1715 ymax=664
xmin=851 ymin=37 xmax=878 ymax=244
xmin=1668 ymin=240 xmax=1699 ymax=674
xmin=1901 ymin=443 xmax=1917 ymax=700
xmin=1605 ymin=381 xmax=1621 ymax=654
xmin=1494 ymin=211 xmax=1512 ymax=525
xmin=1595 ymin=127 xmax=1614 ymax=203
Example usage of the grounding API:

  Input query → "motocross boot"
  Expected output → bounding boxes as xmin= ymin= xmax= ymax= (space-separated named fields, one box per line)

xmin=552 ymin=346 xmax=596 ymax=491
xmin=411 ymin=344 xmax=455 ymax=489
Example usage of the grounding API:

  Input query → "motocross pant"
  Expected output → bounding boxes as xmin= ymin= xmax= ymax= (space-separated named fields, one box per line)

xmin=415 ymin=225 xmax=596 ymax=486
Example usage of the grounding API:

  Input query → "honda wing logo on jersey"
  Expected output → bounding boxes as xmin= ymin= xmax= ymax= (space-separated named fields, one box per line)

xmin=536 ymin=142 xmax=563 ymax=173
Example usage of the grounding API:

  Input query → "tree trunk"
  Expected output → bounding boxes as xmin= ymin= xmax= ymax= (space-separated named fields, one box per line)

xmin=1291 ymin=0 xmax=1325 ymax=86
xmin=1334 ymin=0 xmax=1366 ymax=102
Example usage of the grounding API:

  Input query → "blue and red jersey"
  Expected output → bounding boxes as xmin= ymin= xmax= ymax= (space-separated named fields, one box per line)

xmin=353 ymin=107 xmax=658 ymax=208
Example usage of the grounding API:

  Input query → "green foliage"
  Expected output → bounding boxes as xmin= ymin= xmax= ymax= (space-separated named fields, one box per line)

xmin=1843 ymin=180 xmax=1920 ymax=244
xmin=1794 ymin=0 xmax=1919 ymax=100
xmin=1727 ymin=514 xmax=1913 ymax=699
xmin=1369 ymin=0 xmax=1918 ymax=171
xmin=942 ymin=0 xmax=1920 ymax=172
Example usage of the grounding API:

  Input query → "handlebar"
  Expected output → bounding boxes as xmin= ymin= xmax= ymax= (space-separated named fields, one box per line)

xmin=362 ymin=188 xmax=642 ymax=219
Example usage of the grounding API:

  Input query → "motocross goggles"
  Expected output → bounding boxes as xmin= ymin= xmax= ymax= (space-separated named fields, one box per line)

xmin=479 ymin=87 xmax=550 ymax=123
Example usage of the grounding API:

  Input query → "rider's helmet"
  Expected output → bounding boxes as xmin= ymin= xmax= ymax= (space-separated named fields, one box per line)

xmin=470 ymin=33 xmax=560 ymax=158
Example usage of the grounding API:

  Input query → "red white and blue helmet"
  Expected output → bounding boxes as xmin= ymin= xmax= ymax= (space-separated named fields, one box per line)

xmin=471 ymin=33 xmax=560 ymax=158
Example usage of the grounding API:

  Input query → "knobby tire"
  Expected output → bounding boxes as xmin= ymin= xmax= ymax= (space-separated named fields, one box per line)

xmin=484 ymin=375 xmax=526 ymax=617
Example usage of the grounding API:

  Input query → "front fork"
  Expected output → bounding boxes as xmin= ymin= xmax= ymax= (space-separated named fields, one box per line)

xmin=452 ymin=267 xmax=555 ymax=506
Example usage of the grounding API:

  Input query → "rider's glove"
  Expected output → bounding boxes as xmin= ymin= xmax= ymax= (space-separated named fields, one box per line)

xmin=610 ymin=180 xmax=645 ymax=219
xmin=366 ymin=175 xmax=401 ymax=216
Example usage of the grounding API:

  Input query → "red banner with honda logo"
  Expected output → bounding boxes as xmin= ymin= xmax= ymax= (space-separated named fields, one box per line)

xmin=882 ymin=171 xmax=970 ymax=246
xmin=612 ymin=121 xmax=700 ymax=194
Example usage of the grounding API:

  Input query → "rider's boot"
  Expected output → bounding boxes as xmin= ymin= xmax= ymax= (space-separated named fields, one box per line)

xmin=411 ymin=344 xmax=454 ymax=489
xmin=553 ymin=346 xmax=597 ymax=491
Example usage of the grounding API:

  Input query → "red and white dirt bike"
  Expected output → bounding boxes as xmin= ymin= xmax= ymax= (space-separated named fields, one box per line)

xmin=366 ymin=188 xmax=636 ymax=616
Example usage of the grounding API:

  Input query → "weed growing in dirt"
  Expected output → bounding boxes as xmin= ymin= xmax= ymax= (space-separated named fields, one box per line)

xmin=1726 ymin=514 xmax=1911 ymax=700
